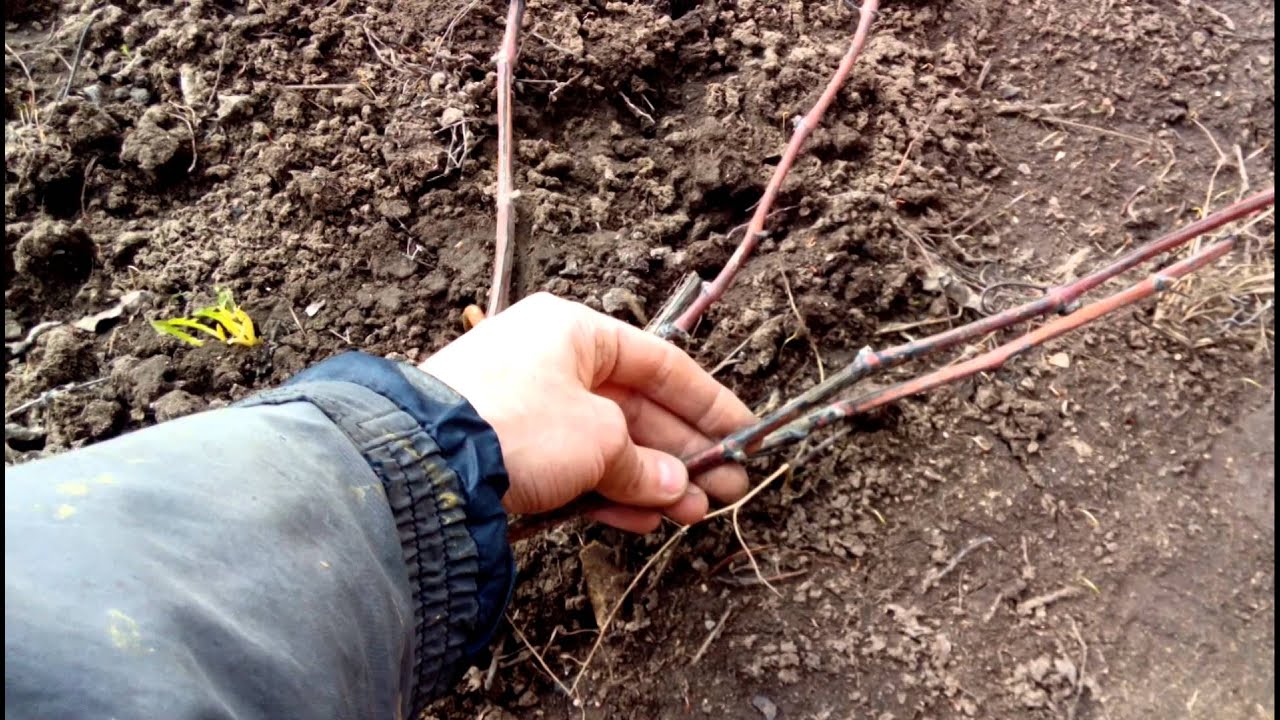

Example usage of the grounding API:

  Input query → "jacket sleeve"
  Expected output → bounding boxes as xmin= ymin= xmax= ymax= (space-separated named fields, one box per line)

xmin=3 ymin=351 xmax=515 ymax=720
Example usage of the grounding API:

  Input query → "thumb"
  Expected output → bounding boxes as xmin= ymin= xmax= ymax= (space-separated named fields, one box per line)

xmin=594 ymin=401 xmax=690 ymax=507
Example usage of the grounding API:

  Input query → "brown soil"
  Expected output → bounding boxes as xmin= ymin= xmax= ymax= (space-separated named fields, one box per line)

xmin=5 ymin=1 xmax=1275 ymax=719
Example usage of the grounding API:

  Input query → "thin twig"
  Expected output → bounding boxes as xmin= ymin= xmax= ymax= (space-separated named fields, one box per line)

xmin=170 ymin=107 xmax=199 ymax=173
xmin=509 ymin=616 xmax=574 ymax=698
xmin=281 ymin=83 xmax=360 ymax=90
xmin=658 ymin=0 xmax=882 ymax=335
xmin=780 ymin=270 xmax=825 ymax=382
xmin=487 ymin=0 xmax=527 ymax=317
xmin=60 ymin=9 xmax=101 ymax=101
xmin=732 ymin=502 xmax=778 ymax=595
xmin=1233 ymin=144 xmax=1250 ymax=198
xmin=1016 ymin=585 xmax=1083 ymax=615
xmin=1193 ymin=118 xmax=1230 ymax=217
xmin=955 ymin=191 xmax=1028 ymax=238
xmin=207 ymin=35 xmax=228 ymax=107
xmin=919 ymin=535 xmax=994 ymax=593
xmin=887 ymin=120 xmax=928 ymax=192
xmin=1067 ymin=617 xmax=1090 ymax=720
xmin=710 ymin=329 xmax=759 ymax=376
xmin=6 ymin=377 xmax=108 ymax=419
xmin=433 ymin=0 xmax=482 ymax=61
xmin=5 ymin=43 xmax=45 ymax=141
xmin=619 ymin=91 xmax=654 ymax=125
xmin=996 ymin=104 xmax=1155 ymax=147
xmin=689 ymin=605 xmax=734 ymax=666
xmin=483 ymin=632 xmax=503 ymax=690
xmin=707 ymin=544 xmax=774 ymax=578
xmin=568 ymin=527 xmax=686 ymax=699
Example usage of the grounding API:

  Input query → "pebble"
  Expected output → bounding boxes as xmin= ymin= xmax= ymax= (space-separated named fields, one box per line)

xmin=601 ymin=287 xmax=647 ymax=324
xmin=997 ymin=83 xmax=1022 ymax=100
xmin=751 ymin=694 xmax=778 ymax=720
xmin=439 ymin=107 xmax=464 ymax=126
xmin=5 ymin=310 xmax=22 ymax=341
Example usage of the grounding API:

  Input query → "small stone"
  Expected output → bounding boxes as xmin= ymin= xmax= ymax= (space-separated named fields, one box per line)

xmin=1047 ymin=352 xmax=1070 ymax=369
xmin=1066 ymin=437 xmax=1094 ymax=460
xmin=439 ymin=107 xmax=464 ymax=126
xmin=375 ymin=287 xmax=406 ymax=314
xmin=35 ymin=327 xmax=97 ymax=388
xmin=539 ymin=152 xmax=575 ymax=176
xmin=80 ymin=398 xmax=122 ymax=439
xmin=601 ymin=287 xmax=648 ymax=324
xmin=377 ymin=197 xmax=412 ymax=220
xmin=5 ymin=423 xmax=46 ymax=445
xmin=215 ymin=94 xmax=254 ymax=121
xmin=5 ymin=310 xmax=22 ymax=341
xmin=128 ymin=87 xmax=151 ymax=105
xmin=152 ymin=389 xmax=205 ymax=422
xmin=112 ymin=231 xmax=149 ymax=264
xmin=997 ymin=83 xmax=1022 ymax=100
xmin=115 ymin=355 xmax=171 ymax=407
xmin=751 ymin=694 xmax=778 ymax=720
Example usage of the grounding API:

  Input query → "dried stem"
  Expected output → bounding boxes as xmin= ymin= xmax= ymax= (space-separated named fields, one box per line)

xmin=508 ymin=615 xmax=574 ymax=698
xmin=568 ymin=464 xmax=790 ymax=696
xmin=658 ymin=1 xmax=882 ymax=335
xmin=487 ymin=0 xmax=527 ymax=317
xmin=60 ymin=9 xmax=101 ymax=101
xmin=758 ymin=238 xmax=1237 ymax=454
xmin=682 ymin=188 xmax=1274 ymax=474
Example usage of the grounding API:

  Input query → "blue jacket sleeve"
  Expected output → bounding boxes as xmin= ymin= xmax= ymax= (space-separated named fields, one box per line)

xmin=3 ymin=352 xmax=515 ymax=720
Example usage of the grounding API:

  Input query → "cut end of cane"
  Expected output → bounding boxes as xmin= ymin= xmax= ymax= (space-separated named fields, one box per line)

xmin=462 ymin=305 xmax=486 ymax=331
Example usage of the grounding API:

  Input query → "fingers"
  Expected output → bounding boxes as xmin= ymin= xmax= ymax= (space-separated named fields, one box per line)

xmin=592 ymin=397 xmax=691 ymax=508
xmin=586 ymin=505 xmax=662 ymax=534
xmin=588 ymin=485 xmax=707 ymax=534
xmin=586 ymin=311 xmax=756 ymax=439
xmin=596 ymin=384 xmax=749 ymax=503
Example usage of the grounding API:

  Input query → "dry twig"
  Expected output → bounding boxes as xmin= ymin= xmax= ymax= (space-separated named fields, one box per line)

xmin=689 ymin=605 xmax=734 ymax=666
xmin=487 ymin=0 xmax=527 ymax=317
xmin=6 ymin=377 xmax=109 ymax=419
xmin=655 ymin=1 xmax=882 ymax=336
xmin=919 ymin=535 xmax=994 ymax=594
xmin=60 ymin=9 xmax=100 ymax=101
xmin=508 ymin=615 xmax=573 ymax=698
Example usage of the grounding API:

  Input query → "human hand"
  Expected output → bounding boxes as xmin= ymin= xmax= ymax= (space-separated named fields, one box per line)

xmin=419 ymin=293 xmax=755 ymax=533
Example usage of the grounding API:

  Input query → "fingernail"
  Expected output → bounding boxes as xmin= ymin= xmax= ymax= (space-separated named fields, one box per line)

xmin=658 ymin=456 xmax=688 ymax=498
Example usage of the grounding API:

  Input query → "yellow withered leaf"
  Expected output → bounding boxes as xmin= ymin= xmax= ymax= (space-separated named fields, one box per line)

xmin=151 ymin=289 xmax=260 ymax=348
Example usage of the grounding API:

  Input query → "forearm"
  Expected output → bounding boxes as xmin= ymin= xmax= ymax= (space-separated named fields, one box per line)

xmin=3 ymin=353 xmax=513 ymax=719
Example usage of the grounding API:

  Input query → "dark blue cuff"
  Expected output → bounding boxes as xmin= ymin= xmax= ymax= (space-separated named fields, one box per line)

xmin=286 ymin=352 xmax=515 ymax=660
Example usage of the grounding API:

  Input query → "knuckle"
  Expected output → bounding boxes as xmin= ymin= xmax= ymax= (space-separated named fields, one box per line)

xmin=597 ymin=402 xmax=630 ymax=452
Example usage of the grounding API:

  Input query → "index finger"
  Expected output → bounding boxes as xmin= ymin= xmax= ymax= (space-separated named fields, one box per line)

xmin=588 ymin=314 xmax=756 ymax=438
